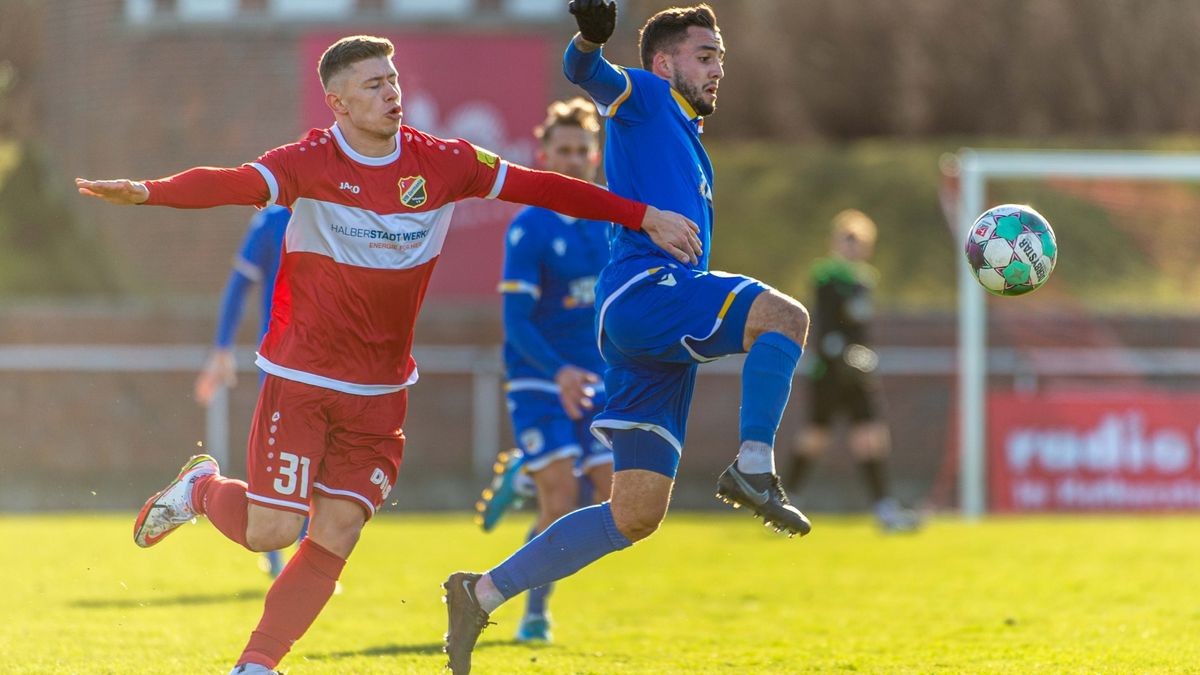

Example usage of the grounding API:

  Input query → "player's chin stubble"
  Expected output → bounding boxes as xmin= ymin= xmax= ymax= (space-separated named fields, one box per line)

xmin=673 ymin=77 xmax=716 ymax=116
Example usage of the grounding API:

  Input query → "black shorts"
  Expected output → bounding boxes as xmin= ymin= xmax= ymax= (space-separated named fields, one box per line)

xmin=809 ymin=366 xmax=883 ymax=427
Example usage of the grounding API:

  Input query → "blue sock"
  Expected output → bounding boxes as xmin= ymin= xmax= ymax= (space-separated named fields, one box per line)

xmin=740 ymin=331 xmax=802 ymax=447
xmin=490 ymin=502 xmax=631 ymax=601
xmin=523 ymin=526 xmax=553 ymax=616
xmin=263 ymin=549 xmax=283 ymax=577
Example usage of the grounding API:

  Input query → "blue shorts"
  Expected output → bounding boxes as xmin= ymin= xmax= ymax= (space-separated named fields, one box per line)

xmin=590 ymin=265 xmax=768 ymax=458
xmin=506 ymin=386 xmax=612 ymax=473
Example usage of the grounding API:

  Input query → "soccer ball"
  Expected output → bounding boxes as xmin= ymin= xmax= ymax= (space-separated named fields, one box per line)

xmin=964 ymin=204 xmax=1057 ymax=296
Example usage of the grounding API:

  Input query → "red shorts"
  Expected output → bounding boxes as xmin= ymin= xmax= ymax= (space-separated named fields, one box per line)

xmin=245 ymin=375 xmax=407 ymax=518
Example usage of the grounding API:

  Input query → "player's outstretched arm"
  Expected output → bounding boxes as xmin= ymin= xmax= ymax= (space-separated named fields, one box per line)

xmin=563 ymin=2 xmax=625 ymax=106
xmin=641 ymin=205 xmax=702 ymax=266
xmin=78 ymin=165 xmax=270 ymax=209
xmin=194 ymin=348 xmax=237 ymax=407
xmin=75 ymin=178 xmax=148 ymax=205
xmin=497 ymin=164 xmax=701 ymax=265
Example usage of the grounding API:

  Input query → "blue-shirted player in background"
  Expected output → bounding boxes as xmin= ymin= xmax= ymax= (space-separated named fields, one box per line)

xmin=193 ymin=204 xmax=299 ymax=578
xmin=474 ymin=97 xmax=615 ymax=644
xmin=446 ymin=4 xmax=811 ymax=670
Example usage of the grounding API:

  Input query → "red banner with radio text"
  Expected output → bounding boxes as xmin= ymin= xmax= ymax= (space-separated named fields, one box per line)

xmin=988 ymin=390 xmax=1200 ymax=512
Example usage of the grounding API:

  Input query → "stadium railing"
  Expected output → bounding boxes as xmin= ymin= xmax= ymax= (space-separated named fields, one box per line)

xmin=3 ymin=344 xmax=1199 ymax=486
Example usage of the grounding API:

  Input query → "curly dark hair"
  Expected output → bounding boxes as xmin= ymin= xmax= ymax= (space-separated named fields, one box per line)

xmin=534 ymin=97 xmax=601 ymax=143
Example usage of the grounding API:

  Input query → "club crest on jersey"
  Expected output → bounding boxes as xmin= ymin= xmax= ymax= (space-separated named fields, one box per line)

xmin=474 ymin=146 xmax=499 ymax=169
xmin=398 ymin=175 xmax=428 ymax=208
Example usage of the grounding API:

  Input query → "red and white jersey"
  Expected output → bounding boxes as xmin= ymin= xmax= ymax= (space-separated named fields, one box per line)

xmin=250 ymin=123 xmax=507 ymax=395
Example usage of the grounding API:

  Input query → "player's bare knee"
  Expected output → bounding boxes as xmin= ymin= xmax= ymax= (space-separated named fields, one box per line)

xmin=311 ymin=525 xmax=362 ymax=556
xmin=746 ymin=291 xmax=810 ymax=348
xmin=245 ymin=520 xmax=301 ymax=552
xmin=613 ymin=509 xmax=664 ymax=542
xmin=611 ymin=498 xmax=668 ymax=542
xmin=306 ymin=505 xmax=366 ymax=555
xmin=771 ymin=299 xmax=809 ymax=344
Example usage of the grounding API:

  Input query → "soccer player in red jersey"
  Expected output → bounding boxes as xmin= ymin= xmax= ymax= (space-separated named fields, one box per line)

xmin=75 ymin=35 xmax=700 ymax=675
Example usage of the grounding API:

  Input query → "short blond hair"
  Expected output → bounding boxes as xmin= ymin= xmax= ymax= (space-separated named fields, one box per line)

xmin=831 ymin=209 xmax=878 ymax=245
xmin=318 ymin=35 xmax=395 ymax=89
xmin=534 ymin=97 xmax=601 ymax=143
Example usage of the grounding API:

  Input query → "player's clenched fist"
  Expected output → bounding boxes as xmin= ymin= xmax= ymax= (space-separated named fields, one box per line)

xmin=75 ymin=177 xmax=149 ymax=205
xmin=569 ymin=0 xmax=616 ymax=46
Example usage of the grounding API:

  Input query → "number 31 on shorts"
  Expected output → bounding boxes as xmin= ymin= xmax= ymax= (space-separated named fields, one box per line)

xmin=274 ymin=451 xmax=311 ymax=498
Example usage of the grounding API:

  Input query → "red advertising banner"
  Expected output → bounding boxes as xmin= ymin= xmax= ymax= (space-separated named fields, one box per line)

xmin=988 ymin=390 xmax=1200 ymax=512
xmin=301 ymin=32 xmax=552 ymax=299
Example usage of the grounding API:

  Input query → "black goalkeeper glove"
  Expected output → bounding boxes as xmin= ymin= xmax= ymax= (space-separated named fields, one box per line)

xmin=569 ymin=0 xmax=616 ymax=45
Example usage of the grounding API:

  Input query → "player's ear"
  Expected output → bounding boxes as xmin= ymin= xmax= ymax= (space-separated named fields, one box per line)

xmin=535 ymin=147 xmax=548 ymax=167
xmin=651 ymin=51 xmax=672 ymax=79
xmin=325 ymin=90 xmax=348 ymax=115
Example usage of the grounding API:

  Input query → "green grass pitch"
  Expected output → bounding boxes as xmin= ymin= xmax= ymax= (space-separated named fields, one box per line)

xmin=2 ymin=512 xmax=1199 ymax=673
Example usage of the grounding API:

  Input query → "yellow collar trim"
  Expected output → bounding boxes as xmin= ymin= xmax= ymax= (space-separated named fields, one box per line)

xmin=670 ymin=88 xmax=699 ymax=120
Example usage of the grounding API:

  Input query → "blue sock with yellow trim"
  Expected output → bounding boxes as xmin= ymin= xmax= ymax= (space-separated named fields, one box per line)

xmin=739 ymin=331 xmax=802 ymax=451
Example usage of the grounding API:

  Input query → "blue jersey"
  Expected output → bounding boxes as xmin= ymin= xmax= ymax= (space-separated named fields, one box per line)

xmin=564 ymin=43 xmax=770 ymax=462
xmin=565 ymin=43 xmax=714 ymax=295
xmin=213 ymin=205 xmax=289 ymax=347
xmin=498 ymin=206 xmax=611 ymax=382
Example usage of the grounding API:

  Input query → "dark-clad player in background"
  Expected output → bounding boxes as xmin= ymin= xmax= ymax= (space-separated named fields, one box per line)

xmin=76 ymin=34 xmax=699 ymax=675
xmin=785 ymin=209 xmax=920 ymax=532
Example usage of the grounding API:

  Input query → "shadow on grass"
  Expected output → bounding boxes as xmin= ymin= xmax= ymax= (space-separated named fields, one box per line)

xmin=69 ymin=588 xmax=265 ymax=609
xmin=307 ymin=639 xmax=538 ymax=661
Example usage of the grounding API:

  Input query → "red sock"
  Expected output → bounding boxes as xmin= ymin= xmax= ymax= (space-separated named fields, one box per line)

xmin=192 ymin=474 xmax=250 ymax=549
xmin=238 ymin=538 xmax=346 ymax=668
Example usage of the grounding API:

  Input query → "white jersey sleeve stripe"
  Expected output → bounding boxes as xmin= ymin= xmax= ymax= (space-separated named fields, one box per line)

xmin=233 ymin=257 xmax=263 ymax=283
xmin=249 ymin=162 xmax=279 ymax=206
xmin=595 ymin=67 xmax=633 ymax=118
xmin=485 ymin=160 xmax=509 ymax=200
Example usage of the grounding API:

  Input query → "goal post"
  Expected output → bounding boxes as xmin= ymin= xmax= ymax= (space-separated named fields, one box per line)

xmin=955 ymin=149 xmax=1200 ymax=519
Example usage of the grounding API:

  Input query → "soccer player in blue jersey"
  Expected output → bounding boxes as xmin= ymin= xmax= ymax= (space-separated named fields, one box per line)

xmin=193 ymin=204 xmax=296 ymax=577
xmin=445 ymin=4 xmax=811 ymax=671
xmin=478 ymin=97 xmax=616 ymax=643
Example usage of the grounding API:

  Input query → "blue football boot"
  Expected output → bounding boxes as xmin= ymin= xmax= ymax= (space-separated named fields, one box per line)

xmin=515 ymin=614 xmax=552 ymax=643
xmin=474 ymin=449 xmax=533 ymax=532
